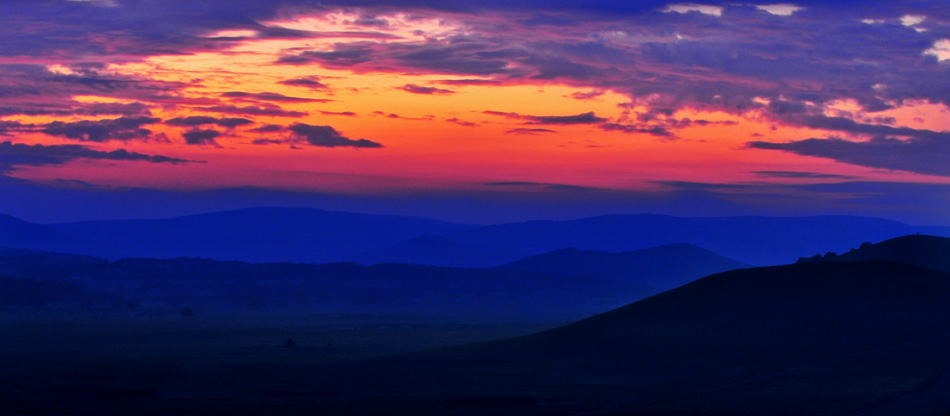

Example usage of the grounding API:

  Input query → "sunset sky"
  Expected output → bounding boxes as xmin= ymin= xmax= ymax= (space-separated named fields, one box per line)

xmin=1 ymin=0 xmax=948 ymax=224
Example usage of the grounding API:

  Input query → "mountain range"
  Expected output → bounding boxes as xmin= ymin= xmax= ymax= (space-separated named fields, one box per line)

xmin=2 ymin=207 xmax=947 ymax=266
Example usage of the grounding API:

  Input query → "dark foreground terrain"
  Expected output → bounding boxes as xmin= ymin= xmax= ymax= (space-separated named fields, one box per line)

xmin=0 ymin=312 xmax=558 ymax=415
xmin=1 ymin=235 xmax=949 ymax=415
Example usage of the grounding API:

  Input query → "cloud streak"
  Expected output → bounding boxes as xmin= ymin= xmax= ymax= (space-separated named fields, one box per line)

xmin=41 ymin=117 xmax=160 ymax=142
xmin=484 ymin=111 xmax=607 ymax=125
xmin=165 ymin=117 xmax=253 ymax=128
xmin=289 ymin=124 xmax=382 ymax=148
xmin=485 ymin=181 xmax=596 ymax=192
xmin=396 ymin=84 xmax=456 ymax=95
xmin=748 ymin=136 xmax=950 ymax=176
xmin=0 ymin=141 xmax=197 ymax=174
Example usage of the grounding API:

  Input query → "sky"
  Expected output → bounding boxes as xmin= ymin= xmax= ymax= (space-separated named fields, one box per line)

xmin=0 ymin=0 xmax=948 ymax=225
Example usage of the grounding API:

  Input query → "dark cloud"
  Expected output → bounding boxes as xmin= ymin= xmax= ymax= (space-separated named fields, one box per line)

xmin=289 ymin=123 xmax=382 ymax=148
xmin=251 ymin=138 xmax=287 ymax=145
xmin=396 ymin=84 xmax=456 ymax=95
xmin=41 ymin=116 xmax=160 ymax=142
xmin=653 ymin=180 xmax=756 ymax=193
xmin=72 ymin=102 xmax=153 ymax=116
xmin=748 ymin=136 xmax=950 ymax=176
xmin=0 ymin=101 xmax=155 ymax=118
xmin=0 ymin=121 xmax=35 ymax=136
xmin=0 ymin=141 xmax=195 ymax=174
xmin=182 ymin=129 xmax=222 ymax=145
xmin=436 ymin=79 xmax=502 ymax=86
xmin=165 ymin=116 xmax=253 ymax=128
xmin=485 ymin=181 xmax=596 ymax=192
xmin=482 ymin=110 xmax=524 ymax=119
xmin=0 ymin=65 xmax=175 ymax=118
xmin=506 ymin=128 xmax=556 ymax=135
xmin=350 ymin=17 xmax=390 ymax=28
xmin=198 ymin=105 xmax=307 ymax=118
xmin=484 ymin=110 xmax=607 ymax=125
xmin=278 ymin=37 xmax=515 ymax=76
xmin=248 ymin=124 xmax=284 ymax=133
xmin=526 ymin=55 xmax=615 ymax=81
xmin=319 ymin=111 xmax=358 ymax=117
xmin=277 ymin=77 xmax=330 ymax=90
xmin=279 ymin=42 xmax=379 ymax=66
xmin=446 ymin=118 xmax=479 ymax=127
xmin=774 ymin=113 xmax=948 ymax=140
xmin=753 ymin=171 xmax=857 ymax=180
xmin=529 ymin=111 xmax=607 ymax=125
xmin=570 ymin=90 xmax=606 ymax=100
xmin=221 ymin=91 xmax=330 ymax=103
xmin=372 ymin=111 xmax=433 ymax=121
xmin=146 ymin=95 xmax=222 ymax=106
xmin=600 ymin=123 xmax=674 ymax=138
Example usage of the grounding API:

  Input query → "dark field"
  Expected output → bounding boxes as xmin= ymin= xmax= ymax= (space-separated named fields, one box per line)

xmin=4 ymin=288 xmax=950 ymax=415
xmin=0 ymin=311 xmax=558 ymax=415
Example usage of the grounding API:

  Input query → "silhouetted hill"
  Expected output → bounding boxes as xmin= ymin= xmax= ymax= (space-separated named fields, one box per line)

xmin=800 ymin=234 xmax=950 ymax=273
xmin=497 ymin=243 xmax=747 ymax=289
xmin=348 ymin=234 xmax=529 ymax=267
xmin=496 ymin=262 xmax=950 ymax=366
xmin=2 ymin=208 xmax=469 ymax=263
xmin=445 ymin=214 xmax=947 ymax=265
xmin=317 ymin=261 xmax=950 ymax=414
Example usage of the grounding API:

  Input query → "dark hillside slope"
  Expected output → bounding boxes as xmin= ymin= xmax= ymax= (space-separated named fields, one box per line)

xmin=313 ymin=261 xmax=950 ymax=415
xmin=503 ymin=262 xmax=950 ymax=371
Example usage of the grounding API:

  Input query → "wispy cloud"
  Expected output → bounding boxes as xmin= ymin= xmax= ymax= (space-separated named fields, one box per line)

xmin=0 ymin=141 xmax=197 ymax=173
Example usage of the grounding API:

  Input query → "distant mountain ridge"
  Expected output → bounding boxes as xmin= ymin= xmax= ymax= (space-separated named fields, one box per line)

xmin=1 ymin=208 xmax=947 ymax=266
xmin=347 ymin=234 xmax=530 ymax=267
xmin=1 ymin=207 xmax=469 ymax=264
xmin=496 ymin=243 xmax=748 ymax=290
xmin=443 ymin=214 xmax=949 ymax=266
